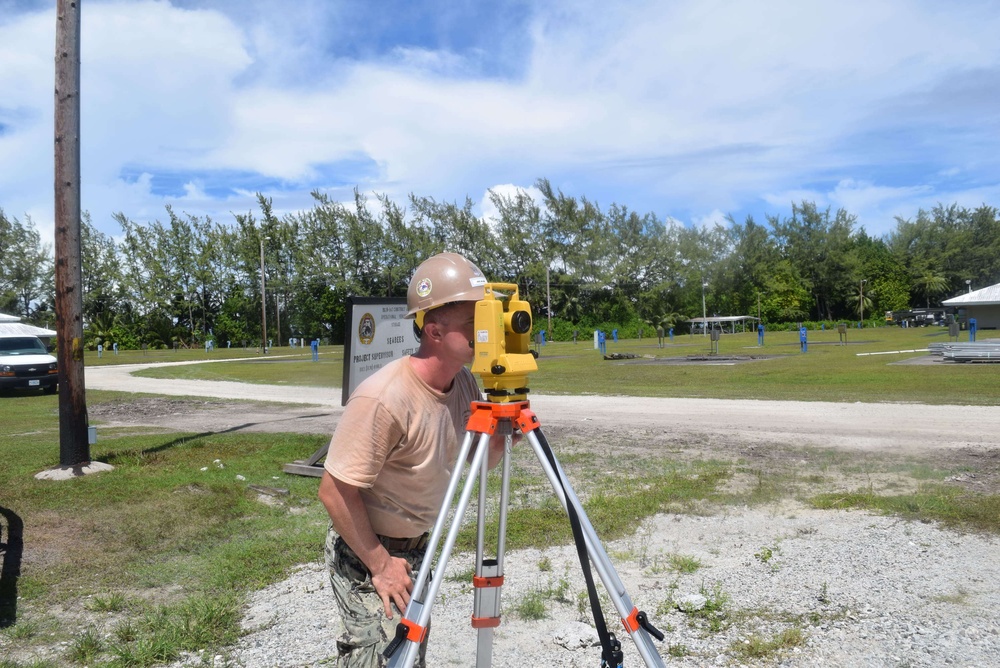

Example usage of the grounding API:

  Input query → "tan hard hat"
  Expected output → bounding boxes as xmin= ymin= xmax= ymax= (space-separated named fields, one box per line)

xmin=406 ymin=252 xmax=487 ymax=319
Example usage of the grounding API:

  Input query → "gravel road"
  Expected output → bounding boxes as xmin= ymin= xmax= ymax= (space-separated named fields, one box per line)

xmin=82 ymin=361 xmax=1000 ymax=667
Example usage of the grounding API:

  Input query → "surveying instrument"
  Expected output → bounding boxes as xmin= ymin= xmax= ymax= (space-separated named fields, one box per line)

xmin=384 ymin=284 xmax=666 ymax=667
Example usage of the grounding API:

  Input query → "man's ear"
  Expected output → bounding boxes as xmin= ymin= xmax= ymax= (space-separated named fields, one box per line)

xmin=421 ymin=319 xmax=444 ymax=342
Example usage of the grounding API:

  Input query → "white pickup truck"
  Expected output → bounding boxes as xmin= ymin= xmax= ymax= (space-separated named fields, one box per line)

xmin=0 ymin=335 xmax=58 ymax=393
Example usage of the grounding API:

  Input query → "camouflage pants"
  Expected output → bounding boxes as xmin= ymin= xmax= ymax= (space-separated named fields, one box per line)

xmin=325 ymin=525 xmax=429 ymax=668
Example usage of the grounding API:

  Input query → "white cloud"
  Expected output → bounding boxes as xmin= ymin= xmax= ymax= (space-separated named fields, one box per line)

xmin=478 ymin=183 xmax=544 ymax=226
xmin=829 ymin=179 xmax=933 ymax=216
xmin=81 ymin=2 xmax=251 ymax=174
xmin=692 ymin=209 xmax=728 ymax=231
xmin=762 ymin=189 xmax=828 ymax=210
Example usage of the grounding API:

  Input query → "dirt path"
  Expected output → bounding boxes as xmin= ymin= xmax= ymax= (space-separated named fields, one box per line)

xmin=86 ymin=362 xmax=1000 ymax=455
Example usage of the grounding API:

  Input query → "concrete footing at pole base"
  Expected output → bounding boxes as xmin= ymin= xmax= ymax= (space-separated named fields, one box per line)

xmin=35 ymin=461 xmax=115 ymax=480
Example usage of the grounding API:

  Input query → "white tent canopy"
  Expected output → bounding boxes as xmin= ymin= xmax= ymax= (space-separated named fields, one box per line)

xmin=687 ymin=315 xmax=759 ymax=333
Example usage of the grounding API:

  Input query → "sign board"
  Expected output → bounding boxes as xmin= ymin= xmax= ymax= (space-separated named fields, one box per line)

xmin=341 ymin=297 xmax=415 ymax=406
xmin=284 ymin=296 xmax=412 ymax=478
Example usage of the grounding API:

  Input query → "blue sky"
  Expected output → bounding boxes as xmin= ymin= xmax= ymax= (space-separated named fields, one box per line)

xmin=2 ymin=0 xmax=999 ymax=247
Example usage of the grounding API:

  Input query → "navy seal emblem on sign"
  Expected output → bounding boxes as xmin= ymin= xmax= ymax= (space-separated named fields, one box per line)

xmin=358 ymin=313 xmax=376 ymax=345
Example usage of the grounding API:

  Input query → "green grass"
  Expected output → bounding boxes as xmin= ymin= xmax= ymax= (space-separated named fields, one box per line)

xmin=683 ymin=583 xmax=731 ymax=634
xmin=0 ymin=390 xmax=330 ymax=665
xmin=810 ymin=484 xmax=1000 ymax=533
xmin=668 ymin=554 xmax=702 ymax=574
xmin=453 ymin=463 xmax=731 ymax=552
xmin=522 ymin=326 xmax=1000 ymax=404
xmin=80 ymin=345 xmax=337 ymax=367
xmin=511 ymin=589 xmax=549 ymax=620
xmin=509 ymin=573 xmax=575 ymax=621
xmin=133 ymin=355 xmax=343 ymax=388
xmin=122 ymin=326 xmax=1000 ymax=404
xmin=50 ymin=596 xmax=242 ymax=668
xmin=731 ymin=627 xmax=806 ymax=661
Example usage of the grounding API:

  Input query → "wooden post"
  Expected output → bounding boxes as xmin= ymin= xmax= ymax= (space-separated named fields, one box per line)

xmin=546 ymin=266 xmax=552 ymax=340
xmin=260 ymin=235 xmax=269 ymax=354
xmin=54 ymin=0 xmax=90 ymax=466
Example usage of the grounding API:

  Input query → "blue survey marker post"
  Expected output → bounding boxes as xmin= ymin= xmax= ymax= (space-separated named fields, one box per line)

xmin=597 ymin=330 xmax=607 ymax=354
xmin=799 ymin=325 xmax=808 ymax=352
xmin=970 ymin=318 xmax=978 ymax=342
xmin=757 ymin=322 xmax=764 ymax=346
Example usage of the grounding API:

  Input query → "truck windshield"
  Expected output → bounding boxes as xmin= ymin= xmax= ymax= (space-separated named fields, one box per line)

xmin=0 ymin=337 xmax=48 ymax=355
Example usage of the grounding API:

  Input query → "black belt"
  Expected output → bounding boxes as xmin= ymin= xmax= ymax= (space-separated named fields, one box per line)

xmin=377 ymin=532 xmax=429 ymax=552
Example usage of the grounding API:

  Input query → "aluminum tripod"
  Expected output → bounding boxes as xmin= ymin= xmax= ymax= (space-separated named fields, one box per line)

xmin=384 ymin=400 xmax=665 ymax=668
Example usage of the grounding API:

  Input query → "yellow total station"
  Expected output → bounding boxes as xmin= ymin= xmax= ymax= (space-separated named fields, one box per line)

xmin=471 ymin=283 xmax=538 ymax=402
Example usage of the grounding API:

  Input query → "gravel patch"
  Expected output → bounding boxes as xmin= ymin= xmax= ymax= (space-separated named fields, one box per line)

xmin=170 ymin=504 xmax=1000 ymax=667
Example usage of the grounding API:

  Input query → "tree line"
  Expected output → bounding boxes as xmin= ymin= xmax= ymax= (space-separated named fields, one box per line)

xmin=2 ymin=178 xmax=998 ymax=349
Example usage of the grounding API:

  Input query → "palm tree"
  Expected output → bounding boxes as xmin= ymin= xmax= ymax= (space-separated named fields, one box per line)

xmin=913 ymin=270 xmax=949 ymax=308
xmin=646 ymin=309 xmax=686 ymax=333
xmin=553 ymin=293 xmax=583 ymax=324
xmin=847 ymin=288 xmax=874 ymax=320
xmin=85 ymin=311 xmax=119 ymax=350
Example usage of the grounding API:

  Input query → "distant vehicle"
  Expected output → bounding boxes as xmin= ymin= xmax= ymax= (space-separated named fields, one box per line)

xmin=885 ymin=308 xmax=949 ymax=327
xmin=0 ymin=335 xmax=58 ymax=394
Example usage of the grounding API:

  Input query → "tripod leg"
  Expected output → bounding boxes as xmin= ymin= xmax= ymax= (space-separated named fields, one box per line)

xmin=473 ymin=432 xmax=513 ymax=666
xmin=524 ymin=427 xmax=666 ymax=668
xmin=386 ymin=430 xmax=493 ymax=668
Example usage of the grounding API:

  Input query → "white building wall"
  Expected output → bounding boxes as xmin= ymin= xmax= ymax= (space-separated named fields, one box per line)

xmin=967 ymin=305 xmax=1000 ymax=330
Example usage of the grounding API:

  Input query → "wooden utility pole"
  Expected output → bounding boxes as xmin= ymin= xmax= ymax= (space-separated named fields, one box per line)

xmin=275 ymin=293 xmax=281 ymax=349
xmin=260 ymin=236 xmax=268 ymax=353
xmin=546 ymin=266 xmax=552 ymax=340
xmin=53 ymin=0 xmax=90 ymax=467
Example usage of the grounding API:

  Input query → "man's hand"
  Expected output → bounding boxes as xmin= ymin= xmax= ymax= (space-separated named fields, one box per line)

xmin=370 ymin=552 xmax=414 ymax=618
xmin=319 ymin=472 xmax=416 ymax=618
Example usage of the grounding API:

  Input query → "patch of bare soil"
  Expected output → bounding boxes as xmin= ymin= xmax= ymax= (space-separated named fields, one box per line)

xmin=87 ymin=397 xmax=1000 ymax=495
xmin=89 ymin=397 xmax=339 ymax=435
xmin=538 ymin=420 xmax=1000 ymax=496
xmin=626 ymin=353 xmax=784 ymax=364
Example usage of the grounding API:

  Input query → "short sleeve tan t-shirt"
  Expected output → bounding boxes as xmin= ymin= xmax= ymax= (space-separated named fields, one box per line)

xmin=324 ymin=357 xmax=481 ymax=538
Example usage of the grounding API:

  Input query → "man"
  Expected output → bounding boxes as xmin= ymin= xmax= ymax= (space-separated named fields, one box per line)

xmin=319 ymin=252 xmax=507 ymax=667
